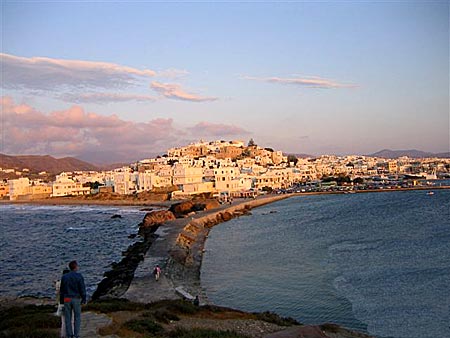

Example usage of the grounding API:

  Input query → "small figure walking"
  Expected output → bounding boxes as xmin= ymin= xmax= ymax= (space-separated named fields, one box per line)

xmin=153 ymin=264 xmax=161 ymax=281
xmin=193 ymin=295 xmax=200 ymax=307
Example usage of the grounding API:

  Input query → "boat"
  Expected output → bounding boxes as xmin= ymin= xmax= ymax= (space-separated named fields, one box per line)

xmin=427 ymin=191 xmax=434 ymax=196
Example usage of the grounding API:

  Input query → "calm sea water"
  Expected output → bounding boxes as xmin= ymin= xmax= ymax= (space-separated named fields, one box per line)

xmin=0 ymin=204 xmax=146 ymax=298
xmin=201 ymin=190 xmax=450 ymax=338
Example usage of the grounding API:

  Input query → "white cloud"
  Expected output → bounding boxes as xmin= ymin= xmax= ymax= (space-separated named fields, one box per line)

xmin=243 ymin=75 xmax=356 ymax=89
xmin=60 ymin=92 xmax=157 ymax=103
xmin=151 ymin=81 xmax=218 ymax=102
xmin=1 ymin=53 xmax=156 ymax=90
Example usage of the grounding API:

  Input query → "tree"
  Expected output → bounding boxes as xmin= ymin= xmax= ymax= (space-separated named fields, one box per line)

xmin=248 ymin=138 xmax=256 ymax=147
xmin=353 ymin=177 xmax=364 ymax=184
xmin=287 ymin=154 xmax=298 ymax=166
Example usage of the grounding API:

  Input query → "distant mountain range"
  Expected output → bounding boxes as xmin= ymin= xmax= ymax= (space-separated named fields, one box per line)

xmin=2 ymin=148 xmax=449 ymax=175
xmin=0 ymin=154 xmax=98 ymax=174
xmin=368 ymin=149 xmax=450 ymax=159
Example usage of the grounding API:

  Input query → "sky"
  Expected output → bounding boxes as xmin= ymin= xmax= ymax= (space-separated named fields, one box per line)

xmin=1 ymin=1 xmax=449 ymax=163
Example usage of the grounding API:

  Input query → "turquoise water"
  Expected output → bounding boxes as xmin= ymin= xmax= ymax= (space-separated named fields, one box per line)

xmin=201 ymin=190 xmax=450 ymax=338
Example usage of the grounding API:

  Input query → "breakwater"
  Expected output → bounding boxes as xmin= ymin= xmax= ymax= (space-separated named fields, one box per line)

xmin=92 ymin=195 xmax=291 ymax=302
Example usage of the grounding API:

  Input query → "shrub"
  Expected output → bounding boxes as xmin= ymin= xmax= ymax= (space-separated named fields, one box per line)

xmin=320 ymin=323 xmax=340 ymax=333
xmin=142 ymin=309 xmax=180 ymax=323
xmin=0 ymin=328 xmax=58 ymax=338
xmin=254 ymin=311 xmax=300 ymax=326
xmin=168 ymin=327 xmax=248 ymax=338
xmin=0 ymin=305 xmax=60 ymax=330
xmin=165 ymin=300 xmax=199 ymax=315
xmin=84 ymin=298 xmax=147 ymax=313
xmin=123 ymin=318 xmax=163 ymax=335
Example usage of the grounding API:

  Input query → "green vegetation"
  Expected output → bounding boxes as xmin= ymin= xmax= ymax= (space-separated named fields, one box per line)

xmin=0 ymin=304 xmax=60 ymax=338
xmin=123 ymin=318 xmax=163 ymax=335
xmin=287 ymin=154 xmax=298 ymax=166
xmin=254 ymin=311 xmax=300 ymax=326
xmin=167 ymin=328 xmax=249 ymax=338
xmin=142 ymin=309 xmax=180 ymax=324
xmin=248 ymin=138 xmax=256 ymax=147
xmin=84 ymin=298 xmax=149 ymax=313
xmin=353 ymin=177 xmax=364 ymax=184
xmin=261 ymin=186 xmax=273 ymax=193
xmin=320 ymin=323 xmax=340 ymax=333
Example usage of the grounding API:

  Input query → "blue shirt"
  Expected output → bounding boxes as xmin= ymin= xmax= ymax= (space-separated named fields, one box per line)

xmin=60 ymin=271 xmax=86 ymax=304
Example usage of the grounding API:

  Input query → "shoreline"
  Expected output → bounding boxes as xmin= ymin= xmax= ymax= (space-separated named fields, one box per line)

xmin=106 ymin=194 xmax=292 ymax=304
xmin=1 ymin=185 xmax=447 ymax=207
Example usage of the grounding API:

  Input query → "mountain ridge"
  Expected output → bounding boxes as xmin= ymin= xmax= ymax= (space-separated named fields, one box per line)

xmin=0 ymin=153 xmax=98 ymax=174
xmin=368 ymin=149 xmax=450 ymax=159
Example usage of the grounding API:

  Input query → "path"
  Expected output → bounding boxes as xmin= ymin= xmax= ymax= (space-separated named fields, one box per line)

xmin=123 ymin=195 xmax=290 ymax=303
xmin=80 ymin=311 xmax=116 ymax=338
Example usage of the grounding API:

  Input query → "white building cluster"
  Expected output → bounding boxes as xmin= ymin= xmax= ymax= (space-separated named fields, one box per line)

xmin=2 ymin=140 xmax=450 ymax=201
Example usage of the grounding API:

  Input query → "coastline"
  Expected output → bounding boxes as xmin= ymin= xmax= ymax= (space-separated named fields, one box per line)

xmin=111 ymin=194 xmax=293 ymax=303
xmin=4 ymin=187 xmax=447 ymax=337
xmin=96 ymin=184 xmax=450 ymax=298
xmin=1 ymin=185 xmax=447 ymax=207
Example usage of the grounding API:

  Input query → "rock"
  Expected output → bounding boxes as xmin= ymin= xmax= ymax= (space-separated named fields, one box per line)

xmin=140 ymin=210 xmax=176 ymax=230
xmin=194 ymin=199 xmax=220 ymax=211
xmin=170 ymin=199 xmax=220 ymax=218
xmin=140 ymin=207 xmax=153 ymax=212
xmin=169 ymin=201 xmax=195 ymax=218
xmin=111 ymin=214 xmax=122 ymax=219
xmin=221 ymin=211 xmax=233 ymax=221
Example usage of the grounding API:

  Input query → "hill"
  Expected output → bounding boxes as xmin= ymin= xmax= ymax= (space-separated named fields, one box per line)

xmin=369 ymin=149 xmax=450 ymax=159
xmin=0 ymin=153 xmax=98 ymax=174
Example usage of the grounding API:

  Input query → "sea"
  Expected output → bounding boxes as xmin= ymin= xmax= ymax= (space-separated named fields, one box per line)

xmin=201 ymin=189 xmax=450 ymax=338
xmin=0 ymin=190 xmax=449 ymax=338
xmin=0 ymin=204 xmax=147 ymax=298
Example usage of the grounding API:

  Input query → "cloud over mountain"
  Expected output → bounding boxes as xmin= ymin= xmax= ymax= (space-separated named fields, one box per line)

xmin=1 ymin=97 xmax=248 ymax=161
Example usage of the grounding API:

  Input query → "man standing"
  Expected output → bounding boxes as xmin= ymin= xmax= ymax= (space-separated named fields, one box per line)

xmin=60 ymin=260 xmax=86 ymax=338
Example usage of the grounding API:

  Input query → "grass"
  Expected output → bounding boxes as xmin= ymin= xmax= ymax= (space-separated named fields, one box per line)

xmin=253 ymin=311 xmax=300 ymax=326
xmin=123 ymin=318 xmax=164 ymax=335
xmin=167 ymin=328 xmax=249 ymax=338
xmin=142 ymin=309 xmax=180 ymax=324
xmin=320 ymin=323 xmax=340 ymax=333
xmin=0 ymin=304 xmax=60 ymax=338
xmin=86 ymin=299 xmax=301 ymax=337
xmin=84 ymin=298 xmax=149 ymax=313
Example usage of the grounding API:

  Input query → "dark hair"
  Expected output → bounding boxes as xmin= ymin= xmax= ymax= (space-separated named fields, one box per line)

xmin=68 ymin=261 xmax=78 ymax=271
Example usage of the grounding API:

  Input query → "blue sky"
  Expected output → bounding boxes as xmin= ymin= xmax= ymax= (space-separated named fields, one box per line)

xmin=1 ymin=1 xmax=448 ymax=162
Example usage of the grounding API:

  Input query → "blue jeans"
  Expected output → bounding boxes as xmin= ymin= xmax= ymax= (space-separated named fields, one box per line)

xmin=64 ymin=298 xmax=81 ymax=338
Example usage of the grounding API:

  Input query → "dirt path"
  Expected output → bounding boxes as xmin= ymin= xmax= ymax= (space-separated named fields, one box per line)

xmin=81 ymin=311 xmax=116 ymax=338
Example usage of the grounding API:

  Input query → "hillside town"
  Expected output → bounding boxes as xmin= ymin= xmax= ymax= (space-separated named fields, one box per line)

xmin=1 ymin=139 xmax=450 ymax=201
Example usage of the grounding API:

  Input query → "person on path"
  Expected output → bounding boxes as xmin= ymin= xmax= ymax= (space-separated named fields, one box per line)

xmin=60 ymin=261 xmax=86 ymax=338
xmin=55 ymin=268 xmax=72 ymax=337
xmin=193 ymin=295 xmax=200 ymax=307
xmin=154 ymin=264 xmax=161 ymax=281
